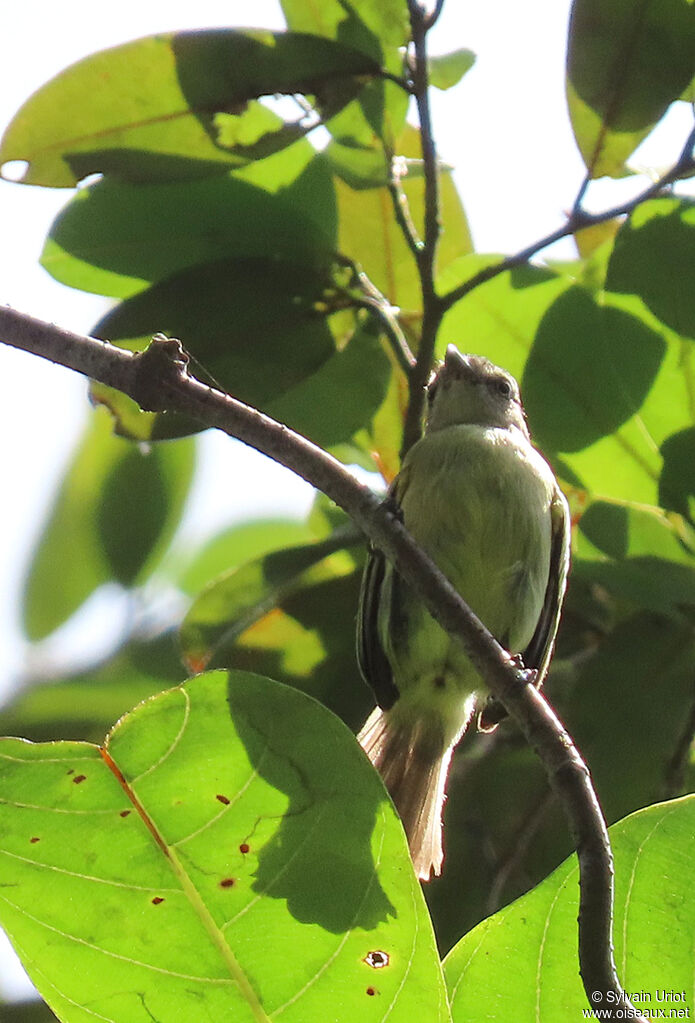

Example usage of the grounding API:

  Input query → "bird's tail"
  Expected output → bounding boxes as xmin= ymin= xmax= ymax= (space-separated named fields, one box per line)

xmin=357 ymin=706 xmax=453 ymax=880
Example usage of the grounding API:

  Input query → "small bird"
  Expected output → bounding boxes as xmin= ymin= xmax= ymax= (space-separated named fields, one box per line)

xmin=356 ymin=346 xmax=570 ymax=880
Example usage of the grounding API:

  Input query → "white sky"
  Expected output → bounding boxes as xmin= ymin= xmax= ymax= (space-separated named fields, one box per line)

xmin=0 ymin=0 xmax=692 ymax=1003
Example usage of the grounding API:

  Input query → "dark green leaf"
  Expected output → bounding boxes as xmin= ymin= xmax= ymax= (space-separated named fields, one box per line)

xmin=606 ymin=198 xmax=695 ymax=340
xmin=578 ymin=500 xmax=693 ymax=563
xmin=41 ymin=154 xmax=337 ymax=298
xmin=22 ymin=411 xmax=195 ymax=639
xmin=659 ymin=426 xmax=695 ymax=523
xmin=428 ymin=50 xmax=476 ymax=91
xmin=574 ymin=556 xmax=695 ymax=617
xmin=445 ymin=795 xmax=695 ymax=1019
xmin=0 ymin=30 xmax=382 ymax=186
xmin=522 ymin=286 xmax=666 ymax=452
xmin=0 ymin=671 xmax=449 ymax=1022
xmin=266 ymin=321 xmax=392 ymax=447
xmin=566 ymin=0 xmax=695 ymax=177
xmin=91 ymin=257 xmax=340 ymax=438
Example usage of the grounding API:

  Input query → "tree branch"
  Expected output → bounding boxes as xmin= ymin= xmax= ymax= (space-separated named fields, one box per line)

xmin=0 ymin=304 xmax=646 ymax=1020
xmin=439 ymin=121 xmax=695 ymax=314
xmin=401 ymin=0 xmax=447 ymax=457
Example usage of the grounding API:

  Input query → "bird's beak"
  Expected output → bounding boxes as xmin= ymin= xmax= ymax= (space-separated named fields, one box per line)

xmin=444 ymin=345 xmax=474 ymax=380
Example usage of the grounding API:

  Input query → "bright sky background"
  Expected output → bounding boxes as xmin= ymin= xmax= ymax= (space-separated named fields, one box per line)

xmin=0 ymin=0 xmax=692 ymax=1003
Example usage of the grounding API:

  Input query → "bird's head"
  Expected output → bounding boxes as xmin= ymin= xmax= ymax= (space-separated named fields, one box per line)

xmin=426 ymin=345 xmax=529 ymax=436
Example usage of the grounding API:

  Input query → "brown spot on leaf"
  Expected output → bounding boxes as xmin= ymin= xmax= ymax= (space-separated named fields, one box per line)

xmin=364 ymin=950 xmax=389 ymax=969
xmin=366 ymin=987 xmax=377 ymax=996
xmin=151 ymin=897 xmax=165 ymax=905
xmin=73 ymin=775 xmax=87 ymax=784
xmin=120 ymin=810 xmax=131 ymax=818
xmin=220 ymin=878 xmax=236 ymax=888
xmin=239 ymin=843 xmax=250 ymax=854
xmin=30 ymin=837 xmax=40 ymax=844
xmin=216 ymin=794 xmax=230 ymax=805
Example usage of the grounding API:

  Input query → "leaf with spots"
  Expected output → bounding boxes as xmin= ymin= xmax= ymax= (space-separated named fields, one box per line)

xmin=0 ymin=671 xmax=450 ymax=1023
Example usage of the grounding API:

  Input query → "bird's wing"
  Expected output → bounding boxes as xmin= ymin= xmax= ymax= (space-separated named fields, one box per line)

xmin=356 ymin=471 xmax=412 ymax=712
xmin=521 ymin=486 xmax=571 ymax=681
xmin=479 ymin=485 xmax=570 ymax=731
xmin=356 ymin=544 xmax=400 ymax=710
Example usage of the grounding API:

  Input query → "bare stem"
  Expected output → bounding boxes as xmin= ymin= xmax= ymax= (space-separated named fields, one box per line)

xmin=401 ymin=0 xmax=446 ymax=457
xmin=0 ymin=306 xmax=647 ymax=1020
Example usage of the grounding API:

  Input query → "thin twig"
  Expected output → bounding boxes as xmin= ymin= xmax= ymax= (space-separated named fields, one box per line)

xmin=440 ymin=121 xmax=695 ymax=314
xmin=335 ymin=255 xmax=416 ymax=372
xmin=401 ymin=0 xmax=446 ymax=457
xmin=0 ymin=308 xmax=647 ymax=1020
xmin=425 ymin=0 xmax=446 ymax=30
xmin=388 ymin=174 xmax=423 ymax=259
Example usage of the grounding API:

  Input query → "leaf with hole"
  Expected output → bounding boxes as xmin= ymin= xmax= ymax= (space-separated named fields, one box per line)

xmin=0 ymin=671 xmax=449 ymax=1022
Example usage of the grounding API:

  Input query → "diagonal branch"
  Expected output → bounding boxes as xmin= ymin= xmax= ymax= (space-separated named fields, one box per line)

xmin=0 ymin=305 xmax=646 ymax=1021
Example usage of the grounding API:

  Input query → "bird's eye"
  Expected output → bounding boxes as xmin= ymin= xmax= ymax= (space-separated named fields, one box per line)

xmin=493 ymin=377 xmax=513 ymax=399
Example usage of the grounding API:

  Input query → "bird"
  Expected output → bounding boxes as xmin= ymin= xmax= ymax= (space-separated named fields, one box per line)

xmin=356 ymin=345 xmax=570 ymax=880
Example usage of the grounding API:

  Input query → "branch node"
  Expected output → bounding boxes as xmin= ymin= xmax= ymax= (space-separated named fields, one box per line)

xmin=132 ymin=334 xmax=190 ymax=412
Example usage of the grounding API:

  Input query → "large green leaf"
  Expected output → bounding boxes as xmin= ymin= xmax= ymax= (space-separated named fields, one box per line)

xmin=0 ymin=30 xmax=382 ymax=186
xmin=90 ymin=257 xmax=340 ymax=438
xmin=606 ymin=198 xmax=695 ymax=341
xmin=566 ymin=0 xmax=695 ymax=178
xmin=265 ymin=321 xmax=392 ymax=448
xmin=41 ymin=153 xmax=337 ymax=298
xmin=444 ymin=796 xmax=695 ymax=1020
xmin=522 ymin=286 xmax=666 ymax=453
xmin=0 ymin=671 xmax=450 ymax=1023
xmin=22 ymin=411 xmax=195 ymax=640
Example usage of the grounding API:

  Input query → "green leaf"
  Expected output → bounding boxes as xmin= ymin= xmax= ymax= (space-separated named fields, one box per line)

xmin=522 ymin=286 xmax=666 ymax=453
xmin=659 ymin=426 xmax=695 ymax=523
xmin=265 ymin=321 xmax=392 ymax=447
xmin=566 ymin=0 xmax=695 ymax=178
xmin=574 ymin=498 xmax=695 ymax=617
xmin=445 ymin=796 xmax=695 ymax=1020
xmin=90 ymin=257 xmax=341 ymax=439
xmin=0 ymin=671 xmax=450 ymax=1022
xmin=22 ymin=410 xmax=195 ymax=640
xmin=437 ymin=256 xmax=573 ymax=380
xmin=0 ymin=30 xmax=382 ymax=186
xmin=281 ymin=0 xmax=410 ymax=64
xmin=577 ymin=500 xmax=693 ymax=564
xmin=41 ymin=153 xmax=337 ymax=298
xmin=428 ymin=50 xmax=476 ymax=91
xmin=180 ymin=532 xmax=359 ymax=673
xmin=606 ymin=198 xmax=695 ymax=340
